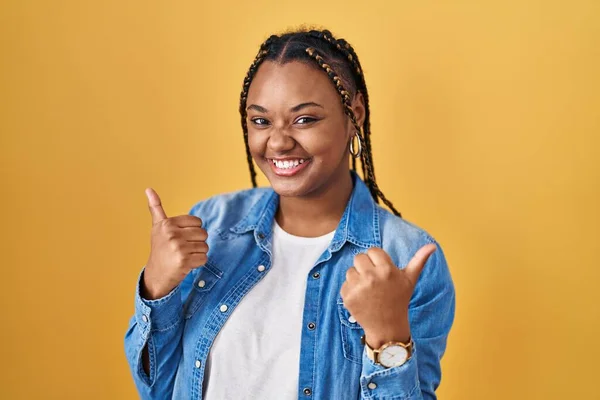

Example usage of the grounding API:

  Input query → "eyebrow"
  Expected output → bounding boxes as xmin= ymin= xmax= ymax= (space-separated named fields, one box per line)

xmin=246 ymin=102 xmax=324 ymax=113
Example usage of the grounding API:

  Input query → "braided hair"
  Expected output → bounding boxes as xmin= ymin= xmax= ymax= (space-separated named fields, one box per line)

xmin=238 ymin=28 xmax=402 ymax=218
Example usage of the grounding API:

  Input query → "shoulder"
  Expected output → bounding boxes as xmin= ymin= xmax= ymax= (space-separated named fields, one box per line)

xmin=188 ymin=187 xmax=272 ymax=230
xmin=377 ymin=206 xmax=455 ymax=307
xmin=377 ymin=206 xmax=446 ymax=269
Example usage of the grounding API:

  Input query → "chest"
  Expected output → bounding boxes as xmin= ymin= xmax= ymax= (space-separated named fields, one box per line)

xmin=177 ymin=231 xmax=368 ymax=398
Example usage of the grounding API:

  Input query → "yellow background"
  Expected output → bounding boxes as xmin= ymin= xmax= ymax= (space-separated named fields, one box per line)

xmin=1 ymin=0 xmax=598 ymax=399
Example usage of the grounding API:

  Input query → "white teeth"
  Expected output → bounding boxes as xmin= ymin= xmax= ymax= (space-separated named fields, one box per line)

xmin=272 ymin=159 xmax=306 ymax=169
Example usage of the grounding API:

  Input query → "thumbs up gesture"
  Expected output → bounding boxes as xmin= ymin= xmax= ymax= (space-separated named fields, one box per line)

xmin=141 ymin=188 xmax=209 ymax=300
xmin=340 ymin=244 xmax=437 ymax=348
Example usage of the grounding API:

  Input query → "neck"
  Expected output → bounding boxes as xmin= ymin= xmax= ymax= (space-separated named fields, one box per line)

xmin=275 ymin=171 xmax=354 ymax=237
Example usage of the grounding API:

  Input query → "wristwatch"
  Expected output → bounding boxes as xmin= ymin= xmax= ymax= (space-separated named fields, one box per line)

xmin=361 ymin=335 xmax=413 ymax=368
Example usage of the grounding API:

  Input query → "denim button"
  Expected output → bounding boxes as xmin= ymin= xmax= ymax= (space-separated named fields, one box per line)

xmin=303 ymin=387 xmax=312 ymax=396
xmin=258 ymin=233 xmax=265 ymax=239
xmin=220 ymin=304 xmax=228 ymax=313
xmin=142 ymin=315 xmax=148 ymax=323
xmin=257 ymin=265 xmax=266 ymax=272
xmin=312 ymin=272 xmax=320 ymax=279
xmin=368 ymin=382 xmax=377 ymax=389
xmin=195 ymin=360 xmax=201 ymax=368
xmin=197 ymin=280 xmax=206 ymax=288
xmin=307 ymin=322 xmax=316 ymax=330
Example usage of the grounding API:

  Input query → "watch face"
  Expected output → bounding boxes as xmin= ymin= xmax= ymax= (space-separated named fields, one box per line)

xmin=379 ymin=344 xmax=408 ymax=368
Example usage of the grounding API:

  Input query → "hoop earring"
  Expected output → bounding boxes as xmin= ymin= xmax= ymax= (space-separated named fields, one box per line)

xmin=349 ymin=132 xmax=363 ymax=158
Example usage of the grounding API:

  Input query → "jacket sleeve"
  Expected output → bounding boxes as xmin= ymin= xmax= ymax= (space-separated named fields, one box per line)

xmin=124 ymin=269 xmax=186 ymax=399
xmin=359 ymin=238 xmax=456 ymax=400
xmin=124 ymin=200 xmax=209 ymax=398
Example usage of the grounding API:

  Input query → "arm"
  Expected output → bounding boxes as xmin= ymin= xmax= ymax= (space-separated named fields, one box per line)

xmin=358 ymin=240 xmax=456 ymax=399
xmin=124 ymin=190 xmax=209 ymax=398
xmin=124 ymin=269 xmax=185 ymax=399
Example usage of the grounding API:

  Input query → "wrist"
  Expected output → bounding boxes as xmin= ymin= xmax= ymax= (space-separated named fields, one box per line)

xmin=141 ymin=270 xmax=173 ymax=300
xmin=362 ymin=333 xmax=414 ymax=368
xmin=364 ymin=326 xmax=411 ymax=348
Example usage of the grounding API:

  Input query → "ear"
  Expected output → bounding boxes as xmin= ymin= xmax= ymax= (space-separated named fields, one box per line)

xmin=351 ymin=91 xmax=366 ymax=128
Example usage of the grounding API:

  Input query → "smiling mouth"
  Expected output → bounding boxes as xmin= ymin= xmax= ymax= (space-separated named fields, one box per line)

xmin=267 ymin=157 xmax=311 ymax=177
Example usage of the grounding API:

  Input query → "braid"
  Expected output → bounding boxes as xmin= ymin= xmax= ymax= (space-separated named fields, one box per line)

xmin=334 ymin=37 xmax=377 ymax=179
xmin=304 ymin=47 xmax=368 ymax=173
xmin=305 ymin=34 xmax=402 ymax=217
xmin=334 ymin=38 xmax=396 ymax=217
xmin=239 ymin=36 xmax=277 ymax=187
xmin=307 ymin=30 xmax=366 ymax=180
xmin=238 ymin=29 xmax=402 ymax=218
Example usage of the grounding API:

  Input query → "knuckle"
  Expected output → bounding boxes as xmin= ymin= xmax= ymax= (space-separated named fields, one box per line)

xmin=173 ymin=252 xmax=185 ymax=266
xmin=354 ymin=253 xmax=366 ymax=264
xmin=380 ymin=266 xmax=393 ymax=279
xmin=364 ymin=273 xmax=376 ymax=286
xmin=185 ymin=215 xmax=201 ymax=226
xmin=345 ymin=268 xmax=354 ymax=280
xmin=166 ymin=231 xmax=177 ymax=241
xmin=171 ymin=240 xmax=183 ymax=253
xmin=340 ymin=282 xmax=347 ymax=296
xmin=368 ymin=247 xmax=385 ymax=259
xmin=342 ymin=292 xmax=355 ymax=307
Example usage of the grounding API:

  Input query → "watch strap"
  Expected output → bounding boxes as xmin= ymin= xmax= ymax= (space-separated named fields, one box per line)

xmin=361 ymin=335 xmax=413 ymax=365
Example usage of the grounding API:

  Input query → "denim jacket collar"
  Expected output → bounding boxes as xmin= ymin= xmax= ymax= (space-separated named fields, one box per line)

xmin=230 ymin=171 xmax=381 ymax=252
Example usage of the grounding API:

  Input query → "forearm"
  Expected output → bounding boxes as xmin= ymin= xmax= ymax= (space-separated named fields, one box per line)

xmin=359 ymin=343 xmax=425 ymax=400
xmin=124 ymin=269 xmax=185 ymax=399
xmin=359 ymin=240 xmax=455 ymax=399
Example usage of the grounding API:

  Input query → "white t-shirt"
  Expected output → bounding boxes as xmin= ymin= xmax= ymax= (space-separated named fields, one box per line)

xmin=202 ymin=221 xmax=335 ymax=399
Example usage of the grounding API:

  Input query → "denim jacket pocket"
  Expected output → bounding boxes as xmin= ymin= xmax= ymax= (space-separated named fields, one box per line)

xmin=337 ymin=298 xmax=365 ymax=365
xmin=184 ymin=261 xmax=222 ymax=319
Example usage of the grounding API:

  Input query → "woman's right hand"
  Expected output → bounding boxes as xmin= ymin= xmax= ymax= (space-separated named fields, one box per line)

xmin=141 ymin=188 xmax=209 ymax=300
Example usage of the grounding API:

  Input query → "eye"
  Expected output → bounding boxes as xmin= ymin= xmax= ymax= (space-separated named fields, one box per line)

xmin=294 ymin=116 xmax=318 ymax=125
xmin=250 ymin=117 xmax=270 ymax=126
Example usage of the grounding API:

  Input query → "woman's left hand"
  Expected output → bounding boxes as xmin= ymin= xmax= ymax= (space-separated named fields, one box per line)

xmin=340 ymin=244 xmax=437 ymax=349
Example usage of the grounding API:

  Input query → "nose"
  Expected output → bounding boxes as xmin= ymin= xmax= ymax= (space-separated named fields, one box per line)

xmin=267 ymin=128 xmax=295 ymax=153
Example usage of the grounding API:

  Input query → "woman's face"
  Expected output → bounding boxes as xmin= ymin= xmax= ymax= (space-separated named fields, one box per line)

xmin=246 ymin=60 xmax=364 ymax=198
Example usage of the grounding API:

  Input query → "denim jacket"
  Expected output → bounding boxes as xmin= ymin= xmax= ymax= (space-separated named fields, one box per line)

xmin=124 ymin=172 xmax=455 ymax=399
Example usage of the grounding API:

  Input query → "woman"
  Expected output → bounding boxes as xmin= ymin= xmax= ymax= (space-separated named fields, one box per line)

xmin=125 ymin=28 xmax=455 ymax=400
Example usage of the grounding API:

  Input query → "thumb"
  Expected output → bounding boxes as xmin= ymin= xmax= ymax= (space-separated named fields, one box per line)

xmin=404 ymin=243 xmax=437 ymax=285
xmin=145 ymin=188 xmax=167 ymax=224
